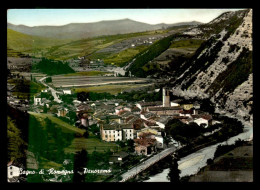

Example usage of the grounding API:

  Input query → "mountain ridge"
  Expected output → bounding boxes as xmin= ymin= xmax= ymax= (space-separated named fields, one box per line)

xmin=7 ymin=19 xmax=202 ymax=40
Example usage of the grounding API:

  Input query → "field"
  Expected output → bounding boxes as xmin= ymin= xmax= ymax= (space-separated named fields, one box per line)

xmin=49 ymin=75 xmax=152 ymax=88
xmin=169 ymin=39 xmax=205 ymax=49
xmin=63 ymin=71 xmax=112 ymax=77
xmin=72 ymin=83 xmax=154 ymax=95
xmin=7 ymin=29 xmax=70 ymax=56
xmin=28 ymin=112 xmax=118 ymax=154
xmin=64 ymin=137 xmax=118 ymax=154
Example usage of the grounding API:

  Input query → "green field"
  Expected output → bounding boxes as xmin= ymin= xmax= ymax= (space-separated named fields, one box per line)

xmin=28 ymin=112 xmax=118 ymax=154
xmin=7 ymin=29 xmax=70 ymax=55
xmin=28 ymin=112 xmax=85 ymax=135
xmin=170 ymin=39 xmax=205 ymax=49
xmin=103 ymin=45 xmax=148 ymax=67
xmin=64 ymin=137 xmax=118 ymax=154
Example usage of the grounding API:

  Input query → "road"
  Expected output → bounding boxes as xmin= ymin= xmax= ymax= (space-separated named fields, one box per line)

xmin=39 ymin=76 xmax=62 ymax=103
xmin=119 ymin=146 xmax=177 ymax=182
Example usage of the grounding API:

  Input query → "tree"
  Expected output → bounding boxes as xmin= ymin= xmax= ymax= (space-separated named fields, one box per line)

xmin=83 ymin=131 xmax=89 ymax=138
xmin=167 ymin=154 xmax=180 ymax=183
xmin=73 ymin=149 xmax=88 ymax=183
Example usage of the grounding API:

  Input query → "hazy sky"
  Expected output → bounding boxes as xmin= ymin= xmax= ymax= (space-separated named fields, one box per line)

xmin=7 ymin=9 xmax=245 ymax=27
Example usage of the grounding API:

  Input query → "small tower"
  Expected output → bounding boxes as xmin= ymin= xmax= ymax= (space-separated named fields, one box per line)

xmin=163 ymin=87 xmax=170 ymax=107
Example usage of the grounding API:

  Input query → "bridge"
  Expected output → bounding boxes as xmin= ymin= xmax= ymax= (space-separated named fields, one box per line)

xmin=118 ymin=146 xmax=179 ymax=182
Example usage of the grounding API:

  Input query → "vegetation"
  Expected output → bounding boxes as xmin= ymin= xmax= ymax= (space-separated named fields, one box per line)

xmin=170 ymin=39 xmax=205 ymax=49
xmin=102 ymin=45 xmax=148 ymax=67
xmin=7 ymin=116 xmax=27 ymax=163
xmin=167 ymin=155 xmax=181 ymax=183
xmin=128 ymin=34 xmax=176 ymax=77
xmin=31 ymin=58 xmax=75 ymax=75
xmin=207 ymin=48 xmax=252 ymax=96
xmin=7 ymin=28 xmax=69 ymax=56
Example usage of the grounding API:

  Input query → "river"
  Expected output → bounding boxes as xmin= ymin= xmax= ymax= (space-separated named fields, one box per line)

xmin=144 ymin=121 xmax=253 ymax=182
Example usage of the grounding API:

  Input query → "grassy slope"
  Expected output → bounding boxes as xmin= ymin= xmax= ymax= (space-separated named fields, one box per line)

xmin=28 ymin=112 xmax=117 ymax=153
xmin=43 ymin=30 xmax=168 ymax=60
xmin=7 ymin=28 xmax=70 ymax=54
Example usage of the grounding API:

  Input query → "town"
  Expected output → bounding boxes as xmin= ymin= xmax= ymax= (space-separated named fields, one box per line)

xmin=7 ymin=65 xmax=222 ymax=182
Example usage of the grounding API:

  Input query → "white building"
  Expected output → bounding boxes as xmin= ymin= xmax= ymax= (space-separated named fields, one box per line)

xmin=193 ymin=118 xmax=209 ymax=128
xmin=63 ymin=89 xmax=72 ymax=95
xmin=7 ymin=165 xmax=21 ymax=181
xmin=122 ymin=126 xmax=134 ymax=141
xmin=34 ymin=95 xmax=42 ymax=106
xmin=155 ymin=135 xmax=164 ymax=149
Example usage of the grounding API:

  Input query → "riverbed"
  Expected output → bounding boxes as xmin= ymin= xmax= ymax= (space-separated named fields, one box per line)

xmin=144 ymin=121 xmax=253 ymax=182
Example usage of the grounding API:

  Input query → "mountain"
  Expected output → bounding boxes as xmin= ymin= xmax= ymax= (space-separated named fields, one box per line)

xmin=7 ymin=19 xmax=201 ymax=40
xmin=7 ymin=28 xmax=70 ymax=54
xmin=168 ymin=9 xmax=252 ymax=123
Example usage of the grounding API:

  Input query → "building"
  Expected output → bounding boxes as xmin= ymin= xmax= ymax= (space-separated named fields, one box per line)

xmin=122 ymin=124 xmax=134 ymax=141
xmin=136 ymin=101 xmax=162 ymax=111
xmin=79 ymin=113 xmax=89 ymax=128
xmin=134 ymin=132 xmax=157 ymax=156
xmin=183 ymin=104 xmax=193 ymax=110
xmin=34 ymin=95 xmax=42 ymax=106
xmin=109 ymin=151 xmax=129 ymax=165
xmin=63 ymin=89 xmax=72 ymax=95
xmin=147 ymin=106 xmax=182 ymax=116
xmin=100 ymin=122 xmax=123 ymax=142
xmin=162 ymin=87 xmax=171 ymax=107
xmin=57 ymin=107 xmax=68 ymax=117
xmin=7 ymin=161 xmax=21 ymax=182
xmin=192 ymin=115 xmax=213 ymax=128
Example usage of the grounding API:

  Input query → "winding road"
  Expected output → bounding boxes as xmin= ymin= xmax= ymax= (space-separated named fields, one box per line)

xmin=39 ymin=76 xmax=62 ymax=103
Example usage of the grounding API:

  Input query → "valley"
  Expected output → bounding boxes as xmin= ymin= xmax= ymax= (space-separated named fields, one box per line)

xmin=7 ymin=9 xmax=253 ymax=183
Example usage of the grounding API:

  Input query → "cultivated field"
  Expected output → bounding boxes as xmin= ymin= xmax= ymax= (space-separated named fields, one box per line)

xmin=73 ymin=83 xmax=154 ymax=95
xmin=49 ymin=75 xmax=153 ymax=88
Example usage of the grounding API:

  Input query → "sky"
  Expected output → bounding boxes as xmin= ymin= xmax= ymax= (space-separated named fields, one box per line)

xmin=7 ymin=9 xmax=245 ymax=27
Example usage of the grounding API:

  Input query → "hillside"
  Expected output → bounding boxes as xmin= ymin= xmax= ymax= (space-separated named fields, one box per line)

xmin=8 ymin=19 xmax=201 ymax=40
xmin=168 ymin=9 xmax=253 ymax=123
xmin=7 ymin=28 xmax=70 ymax=55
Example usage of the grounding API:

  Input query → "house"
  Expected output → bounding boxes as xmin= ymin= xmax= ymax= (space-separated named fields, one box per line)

xmin=134 ymin=132 xmax=157 ymax=156
xmin=183 ymin=104 xmax=193 ymax=110
xmin=34 ymin=94 xmax=42 ymax=106
xmin=78 ymin=113 xmax=89 ymax=128
xmin=7 ymin=161 xmax=21 ymax=182
xmin=147 ymin=106 xmax=183 ymax=116
xmin=136 ymin=101 xmax=162 ymax=111
xmin=152 ymin=116 xmax=172 ymax=129
xmin=192 ymin=115 xmax=213 ymax=128
xmin=109 ymin=151 xmax=129 ymax=165
xmin=57 ymin=107 xmax=68 ymax=117
xmin=121 ymin=124 xmax=134 ymax=141
xmin=100 ymin=121 xmax=122 ymax=142
xmin=155 ymin=135 xmax=164 ymax=149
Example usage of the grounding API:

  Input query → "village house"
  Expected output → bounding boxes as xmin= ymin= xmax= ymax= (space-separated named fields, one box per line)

xmin=147 ymin=106 xmax=183 ymax=116
xmin=109 ymin=151 xmax=129 ymax=165
xmin=136 ymin=101 xmax=162 ymax=111
xmin=7 ymin=161 xmax=21 ymax=183
xmin=134 ymin=132 xmax=157 ymax=156
xmin=100 ymin=121 xmax=123 ymax=142
xmin=191 ymin=115 xmax=213 ymax=128
xmin=57 ymin=107 xmax=69 ymax=117
xmin=63 ymin=89 xmax=72 ymax=95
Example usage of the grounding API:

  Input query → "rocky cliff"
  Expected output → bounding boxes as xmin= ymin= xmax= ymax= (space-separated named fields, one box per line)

xmin=170 ymin=9 xmax=253 ymax=124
